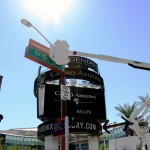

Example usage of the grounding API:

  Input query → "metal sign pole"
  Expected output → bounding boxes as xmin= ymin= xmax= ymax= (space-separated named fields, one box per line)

xmin=65 ymin=116 xmax=69 ymax=150
xmin=60 ymin=74 xmax=69 ymax=150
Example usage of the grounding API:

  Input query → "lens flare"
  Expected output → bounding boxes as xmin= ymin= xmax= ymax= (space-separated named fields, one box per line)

xmin=23 ymin=0 xmax=73 ymax=24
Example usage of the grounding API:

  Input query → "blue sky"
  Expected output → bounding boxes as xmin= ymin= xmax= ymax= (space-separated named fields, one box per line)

xmin=0 ymin=0 xmax=150 ymax=130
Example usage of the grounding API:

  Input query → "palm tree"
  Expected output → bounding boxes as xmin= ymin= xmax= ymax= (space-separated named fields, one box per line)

xmin=115 ymin=102 xmax=138 ymax=118
xmin=115 ymin=102 xmax=138 ymax=136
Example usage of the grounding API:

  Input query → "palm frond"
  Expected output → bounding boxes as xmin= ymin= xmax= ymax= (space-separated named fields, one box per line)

xmin=138 ymin=93 xmax=149 ymax=103
xmin=115 ymin=102 xmax=137 ymax=118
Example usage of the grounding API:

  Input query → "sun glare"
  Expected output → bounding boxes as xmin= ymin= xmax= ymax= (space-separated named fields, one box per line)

xmin=23 ymin=0 xmax=73 ymax=24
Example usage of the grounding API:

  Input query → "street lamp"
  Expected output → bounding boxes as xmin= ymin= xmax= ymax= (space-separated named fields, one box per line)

xmin=21 ymin=19 xmax=67 ymax=150
xmin=21 ymin=19 xmax=52 ymax=46
xmin=21 ymin=19 xmax=32 ymax=27
xmin=21 ymin=19 xmax=69 ymax=65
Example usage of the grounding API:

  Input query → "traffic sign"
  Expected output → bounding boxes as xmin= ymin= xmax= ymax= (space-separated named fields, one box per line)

xmin=25 ymin=46 xmax=65 ymax=74
xmin=61 ymin=84 xmax=70 ymax=100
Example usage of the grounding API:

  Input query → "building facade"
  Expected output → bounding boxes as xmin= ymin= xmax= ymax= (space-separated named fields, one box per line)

xmin=0 ymin=128 xmax=44 ymax=150
xmin=0 ymin=126 xmax=126 ymax=150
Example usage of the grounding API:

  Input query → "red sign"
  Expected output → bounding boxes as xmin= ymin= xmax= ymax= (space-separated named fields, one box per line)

xmin=29 ymin=39 xmax=49 ymax=55
xmin=25 ymin=39 xmax=65 ymax=74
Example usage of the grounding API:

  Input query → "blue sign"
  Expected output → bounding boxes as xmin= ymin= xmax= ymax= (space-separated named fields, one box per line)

xmin=53 ymin=118 xmax=65 ymax=137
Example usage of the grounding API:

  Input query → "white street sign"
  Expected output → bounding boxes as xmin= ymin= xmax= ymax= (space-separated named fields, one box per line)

xmin=61 ymin=84 xmax=70 ymax=101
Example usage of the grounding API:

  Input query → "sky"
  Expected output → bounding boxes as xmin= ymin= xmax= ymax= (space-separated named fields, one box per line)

xmin=0 ymin=0 xmax=150 ymax=130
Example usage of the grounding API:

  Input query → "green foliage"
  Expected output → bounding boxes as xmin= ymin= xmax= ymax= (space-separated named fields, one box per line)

xmin=6 ymin=145 xmax=37 ymax=150
xmin=115 ymin=102 xmax=138 ymax=118
xmin=0 ymin=136 xmax=5 ymax=150
xmin=0 ymin=145 xmax=4 ymax=150
xmin=7 ymin=145 xmax=22 ymax=150
xmin=138 ymin=94 xmax=149 ymax=106
xmin=99 ymin=143 xmax=109 ymax=150
xmin=0 ymin=137 xmax=4 ymax=144
xmin=23 ymin=146 xmax=31 ymax=150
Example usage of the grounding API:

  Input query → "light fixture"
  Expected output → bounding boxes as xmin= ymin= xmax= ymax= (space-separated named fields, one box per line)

xmin=21 ymin=19 xmax=52 ymax=45
xmin=21 ymin=19 xmax=32 ymax=28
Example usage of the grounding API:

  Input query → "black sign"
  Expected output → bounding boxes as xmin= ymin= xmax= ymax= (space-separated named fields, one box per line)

xmin=69 ymin=118 xmax=100 ymax=134
xmin=34 ymin=68 xmax=104 ymax=96
xmin=67 ymin=86 xmax=106 ymax=121
xmin=37 ymin=84 xmax=106 ymax=122
xmin=37 ymin=121 xmax=54 ymax=140
xmin=37 ymin=119 xmax=101 ymax=140
xmin=68 ymin=56 xmax=99 ymax=73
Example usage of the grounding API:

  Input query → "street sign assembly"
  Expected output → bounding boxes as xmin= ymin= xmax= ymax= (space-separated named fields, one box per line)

xmin=25 ymin=39 xmax=65 ymax=74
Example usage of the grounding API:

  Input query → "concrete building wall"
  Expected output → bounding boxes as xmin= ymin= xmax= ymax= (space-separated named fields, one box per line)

xmin=109 ymin=136 xmax=140 ymax=150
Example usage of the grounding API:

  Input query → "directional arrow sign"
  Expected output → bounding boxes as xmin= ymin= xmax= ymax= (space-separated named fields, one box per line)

xmin=25 ymin=46 xmax=65 ymax=74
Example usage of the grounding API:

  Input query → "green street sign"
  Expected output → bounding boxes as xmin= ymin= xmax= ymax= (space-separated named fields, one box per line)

xmin=25 ymin=46 xmax=65 ymax=74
